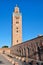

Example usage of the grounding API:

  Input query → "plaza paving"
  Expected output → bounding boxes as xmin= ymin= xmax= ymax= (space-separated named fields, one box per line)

xmin=1 ymin=54 xmax=42 ymax=65
xmin=0 ymin=54 xmax=13 ymax=65
xmin=12 ymin=57 xmax=22 ymax=65
xmin=0 ymin=54 xmax=23 ymax=65
xmin=0 ymin=54 xmax=37 ymax=65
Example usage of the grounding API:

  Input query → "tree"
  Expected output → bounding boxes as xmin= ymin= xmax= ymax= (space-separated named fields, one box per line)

xmin=2 ymin=46 xmax=8 ymax=48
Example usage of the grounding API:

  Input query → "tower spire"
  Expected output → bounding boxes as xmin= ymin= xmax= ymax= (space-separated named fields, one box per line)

xmin=14 ymin=4 xmax=19 ymax=13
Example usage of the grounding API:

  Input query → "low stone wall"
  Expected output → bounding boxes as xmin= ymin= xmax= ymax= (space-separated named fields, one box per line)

xmin=0 ymin=48 xmax=10 ymax=54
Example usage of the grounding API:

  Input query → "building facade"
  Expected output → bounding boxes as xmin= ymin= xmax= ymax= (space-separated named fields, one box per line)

xmin=11 ymin=36 xmax=43 ymax=61
xmin=12 ymin=5 xmax=22 ymax=46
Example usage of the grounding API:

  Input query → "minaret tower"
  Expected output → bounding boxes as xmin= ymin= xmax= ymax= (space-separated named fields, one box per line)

xmin=12 ymin=5 xmax=22 ymax=46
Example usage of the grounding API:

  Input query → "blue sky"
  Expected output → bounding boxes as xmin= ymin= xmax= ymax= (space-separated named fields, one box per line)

xmin=0 ymin=0 xmax=43 ymax=48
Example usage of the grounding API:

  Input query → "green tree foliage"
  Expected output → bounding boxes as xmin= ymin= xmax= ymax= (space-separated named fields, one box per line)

xmin=2 ymin=46 xmax=8 ymax=48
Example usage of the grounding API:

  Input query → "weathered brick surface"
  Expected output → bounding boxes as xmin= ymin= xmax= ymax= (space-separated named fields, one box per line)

xmin=11 ymin=36 xmax=43 ymax=61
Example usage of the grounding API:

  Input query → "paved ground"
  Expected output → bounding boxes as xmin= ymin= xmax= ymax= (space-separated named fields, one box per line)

xmin=0 ymin=54 xmax=35 ymax=65
xmin=0 ymin=54 xmax=23 ymax=65
xmin=0 ymin=54 xmax=13 ymax=65
xmin=0 ymin=54 xmax=43 ymax=65
xmin=12 ymin=57 xmax=23 ymax=65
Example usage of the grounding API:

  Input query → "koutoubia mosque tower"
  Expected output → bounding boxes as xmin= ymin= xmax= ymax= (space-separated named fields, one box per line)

xmin=12 ymin=5 xmax=22 ymax=46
